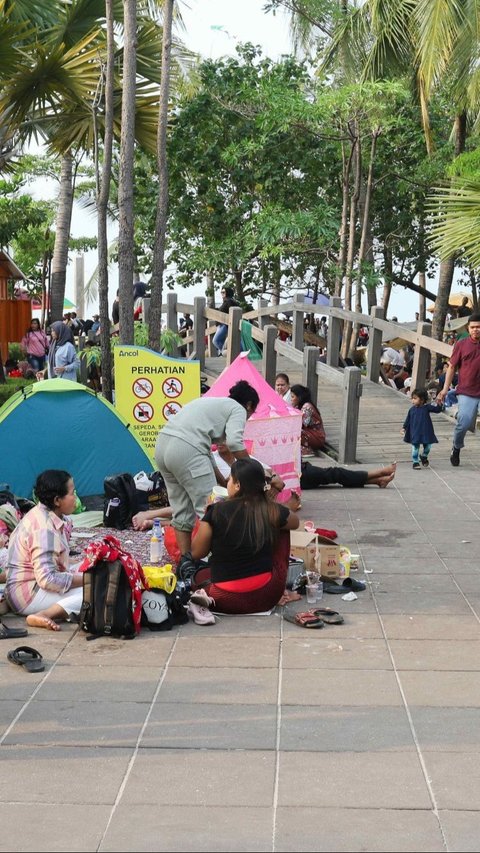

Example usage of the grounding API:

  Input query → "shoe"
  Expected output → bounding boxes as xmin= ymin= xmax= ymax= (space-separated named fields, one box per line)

xmin=0 ymin=621 xmax=28 ymax=640
xmin=7 ymin=646 xmax=44 ymax=672
xmin=189 ymin=588 xmax=215 ymax=609
xmin=284 ymin=608 xmax=324 ymax=628
xmin=421 ymin=456 xmax=429 ymax=467
xmin=177 ymin=552 xmax=198 ymax=584
xmin=450 ymin=446 xmax=460 ymax=467
xmin=412 ymin=462 xmax=421 ymax=469
xmin=187 ymin=601 xmax=216 ymax=626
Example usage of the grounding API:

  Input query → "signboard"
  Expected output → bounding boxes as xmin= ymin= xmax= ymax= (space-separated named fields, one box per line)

xmin=114 ymin=346 xmax=201 ymax=454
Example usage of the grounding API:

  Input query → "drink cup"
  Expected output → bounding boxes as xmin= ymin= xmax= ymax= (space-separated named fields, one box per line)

xmin=349 ymin=554 xmax=360 ymax=571
xmin=306 ymin=583 xmax=318 ymax=604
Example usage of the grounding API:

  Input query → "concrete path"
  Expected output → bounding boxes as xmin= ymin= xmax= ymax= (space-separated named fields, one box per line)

xmin=2 ymin=447 xmax=480 ymax=852
xmin=1 ymin=357 xmax=480 ymax=851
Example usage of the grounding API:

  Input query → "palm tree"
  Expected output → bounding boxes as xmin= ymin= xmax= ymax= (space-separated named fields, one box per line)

xmin=148 ymin=0 xmax=175 ymax=352
xmin=95 ymin=0 xmax=115 ymax=402
xmin=117 ymin=0 xmax=137 ymax=345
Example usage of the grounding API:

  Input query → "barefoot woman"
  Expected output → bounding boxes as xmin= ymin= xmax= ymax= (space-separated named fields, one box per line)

xmin=6 ymin=470 xmax=84 ymax=630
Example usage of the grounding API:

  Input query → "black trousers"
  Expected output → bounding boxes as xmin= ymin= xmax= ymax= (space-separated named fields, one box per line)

xmin=300 ymin=461 xmax=368 ymax=489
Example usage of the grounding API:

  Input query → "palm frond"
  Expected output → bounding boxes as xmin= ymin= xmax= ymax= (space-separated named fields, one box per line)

xmin=428 ymin=177 xmax=480 ymax=266
xmin=415 ymin=0 xmax=465 ymax=96
xmin=364 ymin=0 xmax=417 ymax=79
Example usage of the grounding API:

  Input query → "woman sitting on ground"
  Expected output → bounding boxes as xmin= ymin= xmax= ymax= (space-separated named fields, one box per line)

xmin=5 ymin=469 xmax=83 ymax=631
xmin=187 ymin=459 xmax=299 ymax=614
xmin=290 ymin=384 xmax=326 ymax=457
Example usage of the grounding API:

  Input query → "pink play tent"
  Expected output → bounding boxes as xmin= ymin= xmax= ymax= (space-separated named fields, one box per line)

xmin=205 ymin=353 xmax=302 ymax=498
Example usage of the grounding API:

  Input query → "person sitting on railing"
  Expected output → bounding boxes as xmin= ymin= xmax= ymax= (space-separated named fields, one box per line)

xmin=212 ymin=286 xmax=239 ymax=356
xmin=290 ymin=384 xmax=326 ymax=458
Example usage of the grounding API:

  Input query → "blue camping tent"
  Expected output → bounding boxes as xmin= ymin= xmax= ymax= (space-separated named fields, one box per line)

xmin=0 ymin=380 xmax=154 ymax=497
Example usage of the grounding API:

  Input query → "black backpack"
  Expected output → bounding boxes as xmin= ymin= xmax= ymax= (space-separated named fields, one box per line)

xmin=80 ymin=559 xmax=136 ymax=640
xmin=103 ymin=473 xmax=138 ymax=529
xmin=135 ymin=471 xmax=169 ymax=512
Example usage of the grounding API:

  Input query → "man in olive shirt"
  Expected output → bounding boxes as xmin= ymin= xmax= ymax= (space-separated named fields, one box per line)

xmin=438 ymin=313 xmax=480 ymax=466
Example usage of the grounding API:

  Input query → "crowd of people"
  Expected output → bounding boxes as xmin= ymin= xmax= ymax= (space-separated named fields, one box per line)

xmin=2 ymin=299 xmax=479 ymax=632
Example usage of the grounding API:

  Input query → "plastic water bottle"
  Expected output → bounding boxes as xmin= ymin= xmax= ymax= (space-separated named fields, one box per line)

xmin=149 ymin=519 xmax=163 ymax=564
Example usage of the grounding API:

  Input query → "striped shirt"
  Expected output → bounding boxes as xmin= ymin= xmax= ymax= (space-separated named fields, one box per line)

xmin=6 ymin=504 xmax=75 ymax=613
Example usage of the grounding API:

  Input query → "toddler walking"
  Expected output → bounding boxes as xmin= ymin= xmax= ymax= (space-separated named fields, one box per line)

xmin=402 ymin=388 xmax=442 ymax=469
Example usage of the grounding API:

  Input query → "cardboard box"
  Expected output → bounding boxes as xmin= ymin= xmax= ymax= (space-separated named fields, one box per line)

xmin=290 ymin=531 xmax=340 ymax=578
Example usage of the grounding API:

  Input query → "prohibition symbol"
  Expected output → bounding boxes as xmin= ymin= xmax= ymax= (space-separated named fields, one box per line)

xmin=133 ymin=402 xmax=154 ymax=422
xmin=163 ymin=401 xmax=182 ymax=419
xmin=162 ymin=377 xmax=183 ymax=398
xmin=133 ymin=378 xmax=153 ymax=398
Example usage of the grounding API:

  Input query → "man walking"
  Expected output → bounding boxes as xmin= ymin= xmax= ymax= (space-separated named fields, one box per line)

xmin=437 ymin=313 xmax=480 ymax=466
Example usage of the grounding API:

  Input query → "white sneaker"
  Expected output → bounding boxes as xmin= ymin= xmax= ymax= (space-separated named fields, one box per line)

xmin=190 ymin=588 xmax=215 ymax=609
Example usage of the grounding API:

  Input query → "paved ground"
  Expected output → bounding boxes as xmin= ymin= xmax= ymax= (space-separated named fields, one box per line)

xmin=1 ymin=360 xmax=480 ymax=852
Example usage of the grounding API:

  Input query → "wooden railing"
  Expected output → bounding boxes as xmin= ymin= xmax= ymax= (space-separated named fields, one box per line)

xmin=139 ymin=293 xmax=454 ymax=464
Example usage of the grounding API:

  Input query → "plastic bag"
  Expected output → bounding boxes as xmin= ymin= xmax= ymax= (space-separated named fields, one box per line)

xmin=164 ymin=519 xmax=200 ymax=566
xmin=142 ymin=564 xmax=176 ymax=593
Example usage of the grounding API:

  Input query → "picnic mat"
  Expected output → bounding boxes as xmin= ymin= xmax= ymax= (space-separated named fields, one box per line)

xmin=70 ymin=526 xmax=154 ymax=567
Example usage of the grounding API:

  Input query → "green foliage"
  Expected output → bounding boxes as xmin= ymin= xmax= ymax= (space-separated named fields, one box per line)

xmin=159 ymin=327 xmax=183 ymax=355
xmin=8 ymin=342 xmax=25 ymax=362
xmin=79 ymin=344 xmax=101 ymax=368
xmin=111 ymin=322 xmax=182 ymax=356
xmin=0 ymin=377 xmax=35 ymax=405
xmin=162 ymin=47 xmax=341 ymax=299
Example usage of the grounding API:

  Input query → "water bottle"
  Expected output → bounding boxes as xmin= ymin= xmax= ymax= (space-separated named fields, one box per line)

xmin=149 ymin=519 xmax=163 ymax=564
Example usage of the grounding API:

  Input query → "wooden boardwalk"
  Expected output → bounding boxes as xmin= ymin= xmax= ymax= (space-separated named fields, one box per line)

xmin=204 ymin=351 xmax=479 ymax=469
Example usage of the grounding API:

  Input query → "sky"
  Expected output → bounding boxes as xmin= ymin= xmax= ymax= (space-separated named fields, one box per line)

xmin=32 ymin=0 xmax=431 ymax=323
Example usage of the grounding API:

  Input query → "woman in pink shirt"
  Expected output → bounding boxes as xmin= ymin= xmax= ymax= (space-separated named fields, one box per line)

xmin=21 ymin=319 xmax=49 ymax=372
xmin=6 ymin=469 xmax=84 ymax=630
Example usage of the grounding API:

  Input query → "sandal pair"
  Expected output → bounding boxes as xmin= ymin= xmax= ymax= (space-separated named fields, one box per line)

xmin=284 ymin=607 xmax=344 ymax=629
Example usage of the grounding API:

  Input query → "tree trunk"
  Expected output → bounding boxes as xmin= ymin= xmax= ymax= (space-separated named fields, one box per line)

xmin=272 ymin=256 xmax=281 ymax=305
xmin=50 ymin=153 xmax=74 ymax=322
xmin=233 ymin=268 xmax=244 ymax=303
xmin=96 ymin=0 xmax=115 ymax=401
xmin=418 ymin=272 xmax=426 ymax=320
xmin=381 ymin=245 xmax=393 ymax=316
xmin=469 ymin=268 xmax=478 ymax=311
xmin=341 ymin=123 xmax=360 ymax=358
xmin=431 ymin=112 xmax=467 ymax=352
xmin=334 ymin=140 xmax=353 ymax=296
xmin=40 ymin=243 xmax=50 ymax=329
xmin=350 ymin=129 xmax=378 ymax=358
xmin=117 ymin=0 xmax=137 ymax=345
xmin=149 ymin=0 xmax=174 ymax=351
xmin=206 ymin=270 xmax=215 ymax=308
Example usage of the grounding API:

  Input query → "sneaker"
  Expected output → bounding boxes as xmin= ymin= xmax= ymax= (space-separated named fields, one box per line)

xmin=420 ymin=456 xmax=429 ymax=467
xmin=177 ymin=552 xmax=198 ymax=584
xmin=187 ymin=601 xmax=216 ymax=626
xmin=412 ymin=462 xmax=421 ymax=469
xmin=450 ymin=446 xmax=461 ymax=467
xmin=190 ymin=588 xmax=215 ymax=609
